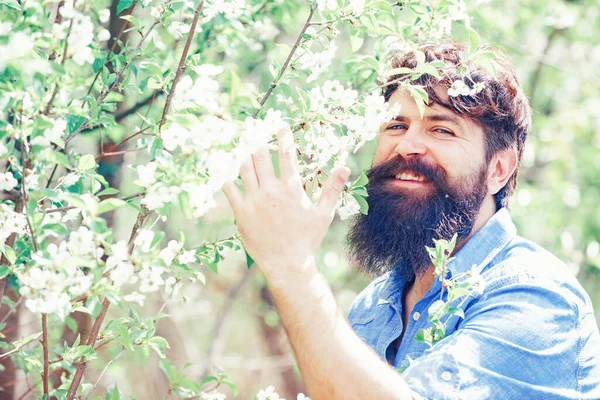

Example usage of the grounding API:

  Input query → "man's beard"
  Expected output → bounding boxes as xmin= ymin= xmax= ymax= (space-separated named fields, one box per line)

xmin=346 ymin=155 xmax=488 ymax=282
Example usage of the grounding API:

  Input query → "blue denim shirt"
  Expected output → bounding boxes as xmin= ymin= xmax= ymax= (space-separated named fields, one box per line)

xmin=348 ymin=208 xmax=600 ymax=399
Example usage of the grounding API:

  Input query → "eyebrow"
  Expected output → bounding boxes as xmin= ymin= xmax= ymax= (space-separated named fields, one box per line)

xmin=391 ymin=114 xmax=463 ymax=126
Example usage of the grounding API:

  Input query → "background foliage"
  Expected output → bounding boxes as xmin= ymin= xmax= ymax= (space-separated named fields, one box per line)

xmin=0 ymin=0 xmax=599 ymax=398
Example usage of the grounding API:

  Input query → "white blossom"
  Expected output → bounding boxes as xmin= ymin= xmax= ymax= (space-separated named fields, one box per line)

xmin=167 ymin=21 xmax=191 ymax=38
xmin=337 ymin=195 xmax=360 ymax=220
xmin=256 ymin=386 xmax=283 ymax=400
xmin=136 ymin=162 xmax=158 ymax=187
xmin=203 ymin=0 xmax=246 ymax=19
xmin=161 ymin=123 xmax=192 ymax=152
xmin=99 ymin=8 xmax=111 ymax=23
xmin=466 ymin=265 xmax=485 ymax=295
xmin=201 ymin=390 xmax=227 ymax=400
xmin=297 ymin=41 xmax=337 ymax=83
xmin=469 ymin=82 xmax=485 ymax=96
xmin=253 ymin=19 xmax=280 ymax=41
xmin=159 ymin=240 xmax=183 ymax=265
xmin=139 ymin=263 xmax=165 ymax=292
xmin=0 ymin=172 xmax=18 ymax=191
xmin=316 ymin=0 xmax=337 ymax=12
xmin=447 ymin=80 xmax=471 ymax=97
xmin=98 ymin=28 xmax=111 ymax=42
xmin=349 ymin=0 xmax=365 ymax=15
xmin=177 ymin=250 xmax=196 ymax=264
xmin=134 ymin=229 xmax=154 ymax=253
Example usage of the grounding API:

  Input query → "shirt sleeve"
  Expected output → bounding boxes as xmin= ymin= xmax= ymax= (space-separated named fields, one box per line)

xmin=401 ymin=276 xmax=584 ymax=400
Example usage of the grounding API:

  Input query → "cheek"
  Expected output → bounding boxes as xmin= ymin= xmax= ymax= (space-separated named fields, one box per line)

xmin=373 ymin=135 xmax=397 ymax=165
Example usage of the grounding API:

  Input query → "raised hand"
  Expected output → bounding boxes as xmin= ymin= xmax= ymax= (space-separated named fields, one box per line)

xmin=222 ymin=126 xmax=350 ymax=276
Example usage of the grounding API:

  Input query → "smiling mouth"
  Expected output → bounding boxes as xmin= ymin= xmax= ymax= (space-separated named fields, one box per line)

xmin=393 ymin=171 xmax=430 ymax=183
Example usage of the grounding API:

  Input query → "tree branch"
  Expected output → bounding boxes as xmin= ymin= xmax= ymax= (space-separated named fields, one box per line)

xmin=252 ymin=7 xmax=315 ymax=118
xmin=42 ymin=314 xmax=49 ymax=396
xmin=113 ymin=90 xmax=162 ymax=122
xmin=65 ymin=208 xmax=149 ymax=399
xmin=159 ymin=1 xmax=205 ymax=130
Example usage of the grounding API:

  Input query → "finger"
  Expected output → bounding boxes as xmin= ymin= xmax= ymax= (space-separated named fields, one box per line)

xmin=222 ymin=181 xmax=244 ymax=215
xmin=239 ymin=156 xmax=259 ymax=194
xmin=317 ymin=167 xmax=351 ymax=214
xmin=252 ymin=145 xmax=276 ymax=187
xmin=277 ymin=126 xmax=300 ymax=182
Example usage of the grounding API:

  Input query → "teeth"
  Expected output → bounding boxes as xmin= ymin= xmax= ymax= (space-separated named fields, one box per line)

xmin=395 ymin=172 xmax=425 ymax=182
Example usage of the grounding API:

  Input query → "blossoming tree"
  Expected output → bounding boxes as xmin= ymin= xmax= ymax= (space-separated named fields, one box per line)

xmin=0 ymin=0 xmax=508 ymax=398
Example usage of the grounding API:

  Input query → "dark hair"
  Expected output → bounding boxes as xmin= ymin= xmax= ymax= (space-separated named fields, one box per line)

xmin=383 ymin=42 xmax=532 ymax=209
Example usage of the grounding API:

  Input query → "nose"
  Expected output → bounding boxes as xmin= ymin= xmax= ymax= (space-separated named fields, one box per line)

xmin=393 ymin=126 xmax=427 ymax=158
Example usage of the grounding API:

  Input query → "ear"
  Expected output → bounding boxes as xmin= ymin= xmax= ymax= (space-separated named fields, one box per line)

xmin=487 ymin=147 xmax=518 ymax=196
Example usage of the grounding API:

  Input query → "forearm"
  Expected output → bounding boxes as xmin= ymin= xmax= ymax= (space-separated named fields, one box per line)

xmin=264 ymin=257 xmax=413 ymax=400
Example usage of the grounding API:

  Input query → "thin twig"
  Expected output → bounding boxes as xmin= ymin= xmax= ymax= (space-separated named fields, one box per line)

xmin=42 ymin=191 xmax=145 ymax=214
xmin=0 ymin=318 xmax=60 ymax=361
xmin=159 ymin=1 xmax=205 ymax=130
xmin=114 ymin=90 xmax=162 ymax=122
xmin=44 ymin=18 xmax=74 ymax=115
xmin=83 ymin=347 xmax=126 ymax=400
xmin=252 ymin=7 xmax=315 ymax=118
xmin=42 ymin=314 xmax=49 ymax=396
xmin=65 ymin=298 xmax=110 ymax=399
xmin=86 ymin=4 xmax=138 ymax=97
xmin=95 ymin=146 xmax=146 ymax=161
xmin=65 ymin=18 xmax=161 ymax=146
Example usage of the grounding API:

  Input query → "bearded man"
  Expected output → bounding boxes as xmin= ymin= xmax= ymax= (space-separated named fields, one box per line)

xmin=222 ymin=42 xmax=600 ymax=399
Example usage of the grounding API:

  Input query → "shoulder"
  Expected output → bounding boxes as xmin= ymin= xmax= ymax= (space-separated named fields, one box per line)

xmin=482 ymin=235 xmax=594 ymax=314
xmin=347 ymin=272 xmax=390 ymax=324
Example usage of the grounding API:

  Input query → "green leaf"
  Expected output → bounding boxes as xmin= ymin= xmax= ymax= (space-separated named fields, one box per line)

xmin=98 ymin=198 xmax=127 ymax=214
xmin=2 ymin=246 xmax=16 ymax=265
xmin=1 ymin=0 xmax=21 ymax=10
xmin=427 ymin=300 xmax=449 ymax=321
xmin=78 ymin=154 xmax=96 ymax=171
xmin=351 ymin=186 xmax=368 ymax=196
xmin=448 ymin=307 xmax=465 ymax=319
xmin=116 ymin=0 xmax=135 ymax=15
xmin=148 ymin=336 xmax=170 ymax=358
xmin=245 ymin=250 xmax=254 ymax=269
xmin=105 ymin=384 xmax=122 ymax=400
xmin=467 ymin=28 xmax=479 ymax=56
xmin=0 ymin=265 xmax=9 ymax=279
xmin=352 ymin=170 xmax=369 ymax=187
xmin=350 ymin=33 xmax=364 ymax=53
xmin=387 ymin=67 xmax=413 ymax=76
xmin=351 ymin=193 xmax=369 ymax=215
xmin=222 ymin=378 xmax=238 ymax=396
xmin=97 ymin=187 xmax=120 ymax=196
xmin=42 ymin=223 xmax=69 ymax=236
xmin=199 ymin=375 xmax=219 ymax=387
xmin=92 ymin=58 xmax=105 ymax=73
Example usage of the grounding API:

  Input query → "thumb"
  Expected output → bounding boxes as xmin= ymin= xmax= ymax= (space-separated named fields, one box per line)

xmin=317 ymin=167 xmax=351 ymax=214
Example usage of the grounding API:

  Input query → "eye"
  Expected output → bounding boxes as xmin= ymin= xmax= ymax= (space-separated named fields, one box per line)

xmin=433 ymin=127 xmax=454 ymax=136
xmin=387 ymin=124 xmax=408 ymax=131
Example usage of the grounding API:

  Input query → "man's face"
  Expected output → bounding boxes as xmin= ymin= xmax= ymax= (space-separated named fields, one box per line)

xmin=346 ymin=88 xmax=491 ymax=280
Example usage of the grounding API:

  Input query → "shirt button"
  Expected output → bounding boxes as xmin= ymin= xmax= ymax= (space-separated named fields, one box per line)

xmin=441 ymin=371 xmax=452 ymax=381
xmin=412 ymin=312 xmax=421 ymax=321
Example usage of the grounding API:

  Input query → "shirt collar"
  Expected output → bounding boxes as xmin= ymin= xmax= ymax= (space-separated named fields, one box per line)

xmin=378 ymin=207 xmax=517 ymax=304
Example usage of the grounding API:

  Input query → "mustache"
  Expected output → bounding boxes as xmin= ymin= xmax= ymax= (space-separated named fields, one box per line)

xmin=366 ymin=155 xmax=449 ymax=189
